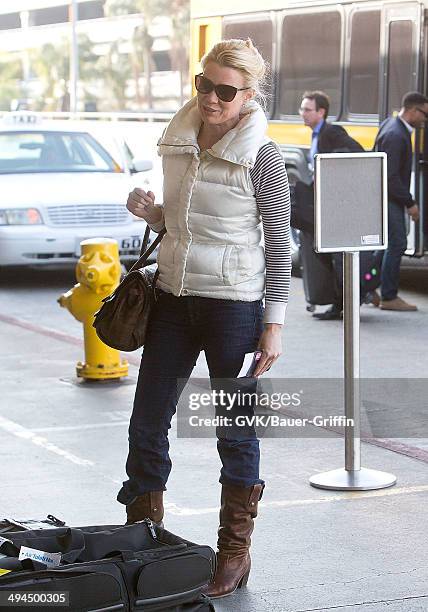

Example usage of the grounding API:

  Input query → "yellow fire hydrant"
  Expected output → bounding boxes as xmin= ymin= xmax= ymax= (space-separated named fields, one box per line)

xmin=58 ymin=238 xmax=128 ymax=380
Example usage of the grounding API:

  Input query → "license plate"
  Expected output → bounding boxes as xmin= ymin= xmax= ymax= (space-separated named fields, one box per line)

xmin=74 ymin=236 xmax=144 ymax=257
xmin=119 ymin=236 xmax=143 ymax=252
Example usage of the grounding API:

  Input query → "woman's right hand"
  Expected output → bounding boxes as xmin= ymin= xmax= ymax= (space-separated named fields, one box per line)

xmin=126 ymin=188 xmax=162 ymax=225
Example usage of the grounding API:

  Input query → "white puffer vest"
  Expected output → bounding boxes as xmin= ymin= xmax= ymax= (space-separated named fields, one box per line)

xmin=156 ymin=97 xmax=270 ymax=301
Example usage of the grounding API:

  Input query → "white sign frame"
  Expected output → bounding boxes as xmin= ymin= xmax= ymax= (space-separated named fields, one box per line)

xmin=314 ymin=152 xmax=388 ymax=253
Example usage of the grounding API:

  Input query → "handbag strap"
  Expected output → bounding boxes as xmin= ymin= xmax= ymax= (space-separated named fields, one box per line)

xmin=128 ymin=226 xmax=166 ymax=274
xmin=140 ymin=224 xmax=151 ymax=255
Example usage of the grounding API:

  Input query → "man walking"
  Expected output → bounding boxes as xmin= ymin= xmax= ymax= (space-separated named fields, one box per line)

xmin=300 ymin=90 xmax=363 ymax=169
xmin=298 ymin=91 xmax=364 ymax=319
xmin=374 ymin=91 xmax=428 ymax=311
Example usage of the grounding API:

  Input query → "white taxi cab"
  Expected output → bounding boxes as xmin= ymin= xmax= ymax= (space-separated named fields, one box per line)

xmin=0 ymin=113 xmax=159 ymax=267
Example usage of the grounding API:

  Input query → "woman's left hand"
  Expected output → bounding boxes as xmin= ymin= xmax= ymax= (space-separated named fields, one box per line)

xmin=253 ymin=324 xmax=283 ymax=377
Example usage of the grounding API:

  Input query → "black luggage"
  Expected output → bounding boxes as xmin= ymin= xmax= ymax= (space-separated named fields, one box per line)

xmin=291 ymin=178 xmax=337 ymax=307
xmin=290 ymin=182 xmax=315 ymax=234
xmin=360 ymin=250 xmax=383 ymax=298
xmin=300 ymin=230 xmax=384 ymax=309
xmin=331 ymin=250 xmax=383 ymax=305
xmin=300 ymin=230 xmax=337 ymax=307
xmin=0 ymin=519 xmax=215 ymax=611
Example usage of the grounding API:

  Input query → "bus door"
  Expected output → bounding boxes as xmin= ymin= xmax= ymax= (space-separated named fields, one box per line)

xmin=380 ymin=2 xmax=424 ymax=255
xmin=421 ymin=8 xmax=428 ymax=253
xmin=190 ymin=17 xmax=222 ymax=95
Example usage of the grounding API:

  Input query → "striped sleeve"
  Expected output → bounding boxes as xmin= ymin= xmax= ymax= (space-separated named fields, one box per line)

xmin=250 ymin=142 xmax=291 ymax=325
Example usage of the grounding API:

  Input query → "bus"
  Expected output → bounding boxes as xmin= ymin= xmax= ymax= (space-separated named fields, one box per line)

xmin=190 ymin=0 xmax=428 ymax=266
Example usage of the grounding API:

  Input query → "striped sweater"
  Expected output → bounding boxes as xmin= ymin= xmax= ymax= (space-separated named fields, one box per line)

xmin=250 ymin=142 xmax=291 ymax=324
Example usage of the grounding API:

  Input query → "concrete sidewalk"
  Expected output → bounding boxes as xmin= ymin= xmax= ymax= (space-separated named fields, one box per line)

xmin=0 ymin=312 xmax=427 ymax=612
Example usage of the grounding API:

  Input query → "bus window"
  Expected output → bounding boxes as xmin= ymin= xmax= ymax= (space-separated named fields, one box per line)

xmin=279 ymin=11 xmax=342 ymax=117
xmin=387 ymin=21 xmax=413 ymax=114
xmin=223 ymin=17 xmax=274 ymax=113
xmin=223 ymin=18 xmax=273 ymax=67
xmin=348 ymin=10 xmax=380 ymax=115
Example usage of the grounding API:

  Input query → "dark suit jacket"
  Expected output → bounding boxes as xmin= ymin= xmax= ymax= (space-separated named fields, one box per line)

xmin=373 ymin=117 xmax=414 ymax=208
xmin=317 ymin=122 xmax=365 ymax=154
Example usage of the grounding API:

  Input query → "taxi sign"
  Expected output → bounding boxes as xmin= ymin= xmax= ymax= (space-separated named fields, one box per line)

xmin=2 ymin=112 xmax=42 ymax=126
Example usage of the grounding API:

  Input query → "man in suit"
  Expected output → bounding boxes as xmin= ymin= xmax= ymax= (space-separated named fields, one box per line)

xmin=300 ymin=90 xmax=364 ymax=166
xmin=374 ymin=91 xmax=428 ymax=311
xmin=298 ymin=90 xmax=364 ymax=320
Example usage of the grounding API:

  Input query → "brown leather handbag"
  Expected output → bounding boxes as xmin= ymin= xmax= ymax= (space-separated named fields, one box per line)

xmin=93 ymin=225 xmax=166 ymax=351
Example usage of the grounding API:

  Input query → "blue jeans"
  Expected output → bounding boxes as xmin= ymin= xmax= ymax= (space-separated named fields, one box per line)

xmin=117 ymin=291 xmax=265 ymax=505
xmin=381 ymin=201 xmax=407 ymax=300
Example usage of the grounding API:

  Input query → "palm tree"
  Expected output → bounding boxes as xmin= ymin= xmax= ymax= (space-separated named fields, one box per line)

xmin=105 ymin=0 xmax=155 ymax=108
xmin=169 ymin=0 xmax=190 ymax=105
xmin=105 ymin=0 xmax=185 ymax=108
xmin=78 ymin=32 xmax=104 ymax=110
xmin=30 ymin=41 xmax=69 ymax=111
xmin=0 ymin=53 xmax=24 ymax=111
xmin=96 ymin=40 xmax=132 ymax=110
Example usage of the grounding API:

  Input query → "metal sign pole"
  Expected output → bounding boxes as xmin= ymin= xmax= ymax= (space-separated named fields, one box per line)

xmin=310 ymin=251 xmax=397 ymax=490
xmin=309 ymin=152 xmax=397 ymax=489
xmin=344 ymin=251 xmax=360 ymax=472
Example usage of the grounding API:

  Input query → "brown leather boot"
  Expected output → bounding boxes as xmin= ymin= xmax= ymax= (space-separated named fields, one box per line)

xmin=125 ymin=491 xmax=164 ymax=528
xmin=380 ymin=296 xmax=418 ymax=311
xmin=203 ymin=483 xmax=264 ymax=599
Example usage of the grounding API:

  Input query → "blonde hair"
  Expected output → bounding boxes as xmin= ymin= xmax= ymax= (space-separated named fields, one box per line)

xmin=201 ymin=38 xmax=269 ymax=108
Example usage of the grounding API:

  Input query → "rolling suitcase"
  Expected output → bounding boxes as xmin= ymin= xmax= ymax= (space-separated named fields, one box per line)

xmin=0 ymin=519 xmax=215 ymax=611
xmin=331 ymin=250 xmax=383 ymax=305
xmin=300 ymin=233 xmax=384 ymax=310
xmin=360 ymin=250 xmax=383 ymax=299
xmin=299 ymin=229 xmax=337 ymax=307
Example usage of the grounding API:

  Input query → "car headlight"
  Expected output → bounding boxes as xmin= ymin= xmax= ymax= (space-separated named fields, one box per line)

xmin=0 ymin=208 xmax=43 ymax=225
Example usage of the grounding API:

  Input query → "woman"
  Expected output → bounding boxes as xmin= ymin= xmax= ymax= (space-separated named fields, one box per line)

xmin=118 ymin=39 xmax=291 ymax=599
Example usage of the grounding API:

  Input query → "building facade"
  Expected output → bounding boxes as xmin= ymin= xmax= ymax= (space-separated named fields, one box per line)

xmin=0 ymin=0 xmax=190 ymax=112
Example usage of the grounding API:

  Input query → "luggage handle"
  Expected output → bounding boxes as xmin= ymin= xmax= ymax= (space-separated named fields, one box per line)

xmin=55 ymin=527 xmax=86 ymax=563
xmin=134 ymin=585 xmax=205 ymax=607
xmin=3 ymin=527 xmax=87 ymax=564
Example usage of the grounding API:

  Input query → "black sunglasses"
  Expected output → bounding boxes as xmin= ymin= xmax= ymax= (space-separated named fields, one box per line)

xmin=195 ymin=73 xmax=251 ymax=102
xmin=416 ymin=107 xmax=428 ymax=119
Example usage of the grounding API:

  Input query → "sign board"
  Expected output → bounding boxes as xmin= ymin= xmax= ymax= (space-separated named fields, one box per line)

xmin=314 ymin=153 xmax=388 ymax=253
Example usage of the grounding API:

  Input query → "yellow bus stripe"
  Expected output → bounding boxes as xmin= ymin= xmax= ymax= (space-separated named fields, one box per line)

xmin=267 ymin=123 xmax=379 ymax=150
